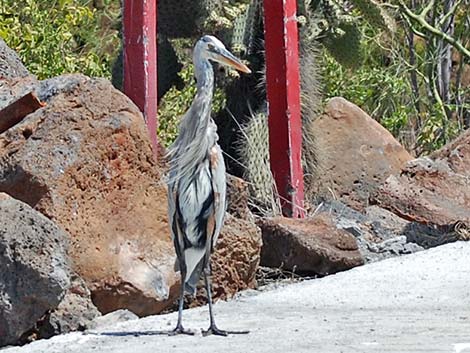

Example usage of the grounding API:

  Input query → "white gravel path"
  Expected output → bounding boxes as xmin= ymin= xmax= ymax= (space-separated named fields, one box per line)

xmin=4 ymin=241 xmax=470 ymax=353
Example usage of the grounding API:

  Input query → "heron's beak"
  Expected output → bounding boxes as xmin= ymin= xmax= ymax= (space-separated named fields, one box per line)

xmin=216 ymin=48 xmax=251 ymax=74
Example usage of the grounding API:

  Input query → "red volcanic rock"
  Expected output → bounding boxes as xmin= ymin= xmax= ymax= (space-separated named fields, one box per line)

xmin=311 ymin=97 xmax=412 ymax=210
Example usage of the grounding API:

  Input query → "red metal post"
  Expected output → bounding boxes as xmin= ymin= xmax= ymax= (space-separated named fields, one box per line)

xmin=263 ymin=0 xmax=305 ymax=218
xmin=123 ymin=0 xmax=158 ymax=155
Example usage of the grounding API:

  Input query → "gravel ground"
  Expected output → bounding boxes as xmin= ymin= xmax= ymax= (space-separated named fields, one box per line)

xmin=3 ymin=241 xmax=470 ymax=353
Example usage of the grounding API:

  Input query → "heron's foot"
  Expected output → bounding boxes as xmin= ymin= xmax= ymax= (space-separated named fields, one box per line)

xmin=168 ymin=325 xmax=195 ymax=336
xmin=202 ymin=325 xmax=249 ymax=337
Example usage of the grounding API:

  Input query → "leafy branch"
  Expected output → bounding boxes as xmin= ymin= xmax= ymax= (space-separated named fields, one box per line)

xmin=398 ymin=0 xmax=470 ymax=60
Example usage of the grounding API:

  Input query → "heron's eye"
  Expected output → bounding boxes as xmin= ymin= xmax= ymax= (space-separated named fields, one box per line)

xmin=208 ymin=43 xmax=216 ymax=52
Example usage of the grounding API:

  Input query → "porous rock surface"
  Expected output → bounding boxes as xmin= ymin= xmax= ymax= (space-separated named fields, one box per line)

xmin=311 ymin=97 xmax=412 ymax=210
xmin=226 ymin=174 xmax=252 ymax=220
xmin=199 ymin=214 xmax=262 ymax=303
xmin=258 ymin=213 xmax=364 ymax=276
xmin=0 ymin=38 xmax=30 ymax=79
xmin=37 ymin=275 xmax=101 ymax=339
xmin=322 ymin=201 xmax=425 ymax=262
xmin=375 ymin=130 xmax=470 ymax=227
xmin=0 ymin=74 xmax=179 ymax=317
xmin=0 ymin=193 xmax=71 ymax=347
xmin=431 ymin=128 xmax=470 ymax=176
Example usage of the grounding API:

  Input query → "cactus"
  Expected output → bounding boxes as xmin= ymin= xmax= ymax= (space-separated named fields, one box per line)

xmin=203 ymin=1 xmax=251 ymax=34
xmin=300 ymin=0 xmax=393 ymax=69
xmin=234 ymin=11 xmax=324 ymax=208
xmin=158 ymin=0 xmax=251 ymax=39
xmin=236 ymin=107 xmax=322 ymax=210
xmin=157 ymin=0 xmax=204 ymax=38
xmin=349 ymin=0 xmax=394 ymax=31
xmin=299 ymin=41 xmax=322 ymax=198
xmin=323 ymin=21 xmax=363 ymax=68
xmin=236 ymin=43 xmax=323 ymax=208
xmin=237 ymin=112 xmax=275 ymax=210
xmin=306 ymin=0 xmax=393 ymax=32
xmin=230 ymin=0 xmax=262 ymax=54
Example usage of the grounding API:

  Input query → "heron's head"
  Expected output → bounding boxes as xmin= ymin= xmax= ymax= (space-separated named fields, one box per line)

xmin=195 ymin=35 xmax=251 ymax=74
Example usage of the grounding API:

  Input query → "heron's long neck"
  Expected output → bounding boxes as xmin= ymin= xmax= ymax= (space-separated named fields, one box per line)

xmin=194 ymin=58 xmax=214 ymax=117
xmin=167 ymin=58 xmax=215 ymax=182
xmin=172 ymin=58 xmax=215 ymax=154
xmin=184 ymin=57 xmax=215 ymax=147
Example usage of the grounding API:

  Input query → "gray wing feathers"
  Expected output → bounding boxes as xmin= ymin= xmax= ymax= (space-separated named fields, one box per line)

xmin=166 ymin=93 xmax=212 ymax=188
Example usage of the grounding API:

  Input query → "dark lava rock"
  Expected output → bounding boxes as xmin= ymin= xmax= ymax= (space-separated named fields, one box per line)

xmin=0 ymin=193 xmax=71 ymax=347
xmin=258 ymin=214 xmax=364 ymax=276
xmin=0 ymin=38 xmax=30 ymax=79
xmin=37 ymin=275 xmax=101 ymax=338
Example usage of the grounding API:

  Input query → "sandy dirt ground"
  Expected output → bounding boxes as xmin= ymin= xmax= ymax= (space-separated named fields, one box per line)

xmin=3 ymin=241 xmax=470 ymax=353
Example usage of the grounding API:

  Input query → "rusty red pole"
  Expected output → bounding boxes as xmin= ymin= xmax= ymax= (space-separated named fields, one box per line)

xmin=263 ymin=0 xmax=305 ymax=217
xmin=123 ymin=0 xmax=158 ymax=155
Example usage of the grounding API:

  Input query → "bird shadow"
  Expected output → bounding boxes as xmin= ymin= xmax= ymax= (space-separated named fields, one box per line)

xmin=87 ymin=330 xmax=171 ymax=337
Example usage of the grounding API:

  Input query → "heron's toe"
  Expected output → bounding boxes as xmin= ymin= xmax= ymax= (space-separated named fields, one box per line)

xmin=168 ymin=325 xmax=195 ymax=336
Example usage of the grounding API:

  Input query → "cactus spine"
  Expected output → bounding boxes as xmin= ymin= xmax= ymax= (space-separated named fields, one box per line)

xmin=237 ymin=112 xmax=278 ymax=212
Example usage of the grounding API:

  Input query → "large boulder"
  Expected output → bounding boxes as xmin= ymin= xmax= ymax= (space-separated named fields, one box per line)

xmin=204 ymin=214 xmax=262 ymax=301
xmin=0 ymin=39 xmax=38 ymax=113
xmin=311 ymin=97 xmax=412 ymax=210
xmin=258 ymin=214 xmax=364 ymax=276
xmin=323 ymin=201 xmax=426 ymax=262
xmin=0 ymin=75 xmax=39 ymax=112
xmin=375 ymin=157 xmax=470 ymax=227
xmin=226 ymin=175 xmax=252 ymax=220
xmin=375 ymin=115 xmax=470 ymax=229
xmin=431 ymin=129 xmax=470 ymax=176
xmin=0 ymin=74 xmax=179 ymax=316
xmin=37 ymin=275 xmax=101 ymax=339
xmin=0 ymin=193 xmax=71 ymax=347
xmin=0 ymin=74 xmax=261 ymax=317
xmin=0 ymin=38 xmax=30 ymax=79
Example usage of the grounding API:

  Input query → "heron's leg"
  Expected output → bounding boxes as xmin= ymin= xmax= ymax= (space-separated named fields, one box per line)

xmin=169 ymin=262 xmax=194 ymax=336
xmin=202 ymin=264 xmax=249 ymax=337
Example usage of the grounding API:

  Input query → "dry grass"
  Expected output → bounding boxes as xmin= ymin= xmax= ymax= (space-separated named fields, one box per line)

xmin=255 ymin=265 xmax=317 ymax=289
xmin=455 ymin=222 xmax=470 ymax=241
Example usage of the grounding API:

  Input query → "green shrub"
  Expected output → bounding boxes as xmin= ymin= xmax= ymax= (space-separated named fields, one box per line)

xmin=0 ymin=0 xmax=120 ymax=79
xmin=323 ymin=53 xmax=413 ymax=133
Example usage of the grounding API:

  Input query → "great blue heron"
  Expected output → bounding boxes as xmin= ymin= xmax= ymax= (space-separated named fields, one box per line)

xmin=167 ymin=35 xmax=251 ymax=336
